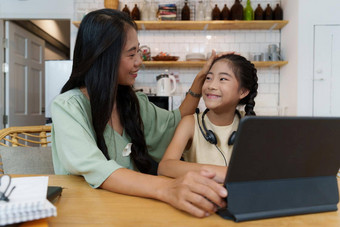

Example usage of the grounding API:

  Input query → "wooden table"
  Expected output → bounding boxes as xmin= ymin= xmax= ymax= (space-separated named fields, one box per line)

xmin=14 ymin=175 xmax=340 ymax=226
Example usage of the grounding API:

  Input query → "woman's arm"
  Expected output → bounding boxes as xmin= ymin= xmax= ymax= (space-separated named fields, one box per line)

xmin=101 ymin=168 xmax=227 ymax=218
xmin=158 ymin=115 xmax=228 ymax=183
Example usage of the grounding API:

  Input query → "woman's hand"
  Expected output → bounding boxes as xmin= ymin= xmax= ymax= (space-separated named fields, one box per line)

xmin=197 ymin=50 xmax=236 ymax=79
xmin=157 ymin=170 xmax=228 ymax=218
xmin=196 ymin=49 xmax=217 ymax=79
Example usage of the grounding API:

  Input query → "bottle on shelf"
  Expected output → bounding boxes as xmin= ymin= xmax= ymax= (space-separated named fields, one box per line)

xmin=254 ymin=4 xmax=264 ymax=20
xmin=196 ymin=1 xmax=205 ymax=21
xmin=264 ymin=4 xmax=273 ymax=20
xmin=204 ymin=0 xmax=213 ymax=20
xmin=273 ymin=3 xmax=283 ymax=20
xmin=243 ymin=0 xmax=253 ymax=20
xmin=230 ymin=0 xmax=244 ymax=20
xmin=212 ymin=4 xmax=221 ymax=20
xmin=131 ymin=4 xmax=140 ymax=20
xmin=122 ymin=4 xmax=131 ymax=17
xmin=141 ymin=0 xmax=150 ymax=21
xmin=220 ymin=4 xmax=230 ymax=20
xmin=149 ymin=0 xmax=158 ymax=21
xmin=181 ymin=1 xmax=190 ymax=20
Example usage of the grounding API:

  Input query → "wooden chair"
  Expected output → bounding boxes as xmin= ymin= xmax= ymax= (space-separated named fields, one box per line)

xmin=0 ymin=125 xmax=51 ymax=147
xmin=0 ymin=125 xmax=52 ymax=174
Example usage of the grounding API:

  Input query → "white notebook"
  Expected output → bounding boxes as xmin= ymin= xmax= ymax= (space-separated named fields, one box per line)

xmin=0 ymin=176 xmax=57 ymax=226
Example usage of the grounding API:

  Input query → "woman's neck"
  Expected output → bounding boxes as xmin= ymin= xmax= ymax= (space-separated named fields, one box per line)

xmin=80 ymin=87 xmax=89 ymax=99
xmin=206 ymin=108 xmax=237 ymax=126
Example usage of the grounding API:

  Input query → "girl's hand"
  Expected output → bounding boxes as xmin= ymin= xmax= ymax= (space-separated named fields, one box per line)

xmin=158 ymin=170 xmax=227 ymax=218
xmin=201 ymin=166 xmax=228 ymax=184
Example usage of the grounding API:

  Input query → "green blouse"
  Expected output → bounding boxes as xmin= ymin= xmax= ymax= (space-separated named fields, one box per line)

xmin=51 ymin=88 xmax=181 ymax=188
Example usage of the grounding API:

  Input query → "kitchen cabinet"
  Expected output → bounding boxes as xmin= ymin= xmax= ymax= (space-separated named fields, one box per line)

xmin=72 ymin=20 xmax=288 ymax=68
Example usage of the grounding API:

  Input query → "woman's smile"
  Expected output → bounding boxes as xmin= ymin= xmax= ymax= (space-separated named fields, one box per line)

xmin=130 ymin=70 xmax=139 ymax=78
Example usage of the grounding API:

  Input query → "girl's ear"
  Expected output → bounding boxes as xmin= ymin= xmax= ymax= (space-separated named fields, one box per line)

xmin=239 ymin=88 xmax=250 ymax=100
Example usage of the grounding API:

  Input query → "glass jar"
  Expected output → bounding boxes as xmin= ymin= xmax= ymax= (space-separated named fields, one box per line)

xmin=204 ymin=0 xmax=213 ymax=20
xmin=141 ymin=0 xmax=150 ymax=20
xmin=149 ymin=0 xmax=158 ymax=21
xmin=196 ymin=1 xmax=204 ymax=21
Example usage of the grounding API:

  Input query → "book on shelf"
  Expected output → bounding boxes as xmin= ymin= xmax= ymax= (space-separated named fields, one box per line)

xmin=0 ymin=176 xmax=57 ymax=226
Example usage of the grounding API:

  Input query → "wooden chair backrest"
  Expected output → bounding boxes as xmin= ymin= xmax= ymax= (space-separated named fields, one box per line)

xmin=0 ymin=125 xmax=52 ymax=173
xmin=0 ymin=125 xmax=51 ymax=147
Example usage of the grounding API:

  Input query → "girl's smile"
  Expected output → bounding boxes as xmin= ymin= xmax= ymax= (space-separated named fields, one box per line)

xmin=206 ymin=93 xmax=221 ymax=99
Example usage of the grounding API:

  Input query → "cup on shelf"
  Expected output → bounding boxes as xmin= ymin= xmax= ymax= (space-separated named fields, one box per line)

xmin=252 ymin=53 xmax=261 ymax=61
xmin=268 ymin=44 xmax=281 ymax=61
xmin=269 ymin=52 xmax=281 ymax=61
xmin=260 ymin=52 xmax=270 ymax=61
xmin=268 ymin=44 xmax=279 ymax=54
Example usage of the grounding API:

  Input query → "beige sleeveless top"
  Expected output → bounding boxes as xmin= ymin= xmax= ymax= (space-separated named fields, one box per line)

xmin=183 ymin=112 xmax=242 ymax=166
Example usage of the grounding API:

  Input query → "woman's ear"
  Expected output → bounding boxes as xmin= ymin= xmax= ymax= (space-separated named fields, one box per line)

xmin=239 ymin=88 xmax=250 ymax=100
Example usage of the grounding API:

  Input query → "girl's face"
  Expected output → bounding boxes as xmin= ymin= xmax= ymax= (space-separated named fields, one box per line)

xmin=118 ymin=27 xmax=142 ymax=86
xmin=202 ymin=60 xmax=249 ymax=112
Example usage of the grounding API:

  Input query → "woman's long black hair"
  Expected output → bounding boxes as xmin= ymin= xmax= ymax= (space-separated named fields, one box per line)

xmin=61 ymin=9 xmax=155 ymax=174
xmin=210 ymin=54 xmax=258 ymax=115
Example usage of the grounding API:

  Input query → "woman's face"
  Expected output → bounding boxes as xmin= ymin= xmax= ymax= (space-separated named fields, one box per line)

xmin=202 ymin=60 xmax=249 ymax=113
xmin=118 ymin=27 xmax=142 ymax=86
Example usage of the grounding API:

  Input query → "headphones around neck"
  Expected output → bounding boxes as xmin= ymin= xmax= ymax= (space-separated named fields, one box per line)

xmin=196 ymin=108 xmax=240 ymax=146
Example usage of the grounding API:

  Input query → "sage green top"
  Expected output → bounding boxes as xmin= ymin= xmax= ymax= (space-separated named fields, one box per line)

xmin=51 ymin=88 xmax=181 ymax=188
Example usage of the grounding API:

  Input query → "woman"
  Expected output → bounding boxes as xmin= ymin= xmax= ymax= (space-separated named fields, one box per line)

xmin=51 ymin=9 xmax=227 ymax=217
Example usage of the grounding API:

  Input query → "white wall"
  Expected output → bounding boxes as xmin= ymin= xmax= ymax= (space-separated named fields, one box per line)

xmin=280 ymin=0 xmax=299 ymax=116
xmin=281 ymin=0 xmax=340 ymax=116
xmin=0 ymin=0 xmax=73 ymax=19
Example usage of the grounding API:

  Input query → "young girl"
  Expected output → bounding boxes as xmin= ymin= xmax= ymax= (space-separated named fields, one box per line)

xmin=158 ymin=54 xmax=258 ymax=183
xmin=51 ymin=9 xmax=228 ymax=218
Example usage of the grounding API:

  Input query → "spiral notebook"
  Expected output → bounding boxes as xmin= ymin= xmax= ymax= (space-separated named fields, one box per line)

xmin=0 ymin=176 xmax=57 ymax=226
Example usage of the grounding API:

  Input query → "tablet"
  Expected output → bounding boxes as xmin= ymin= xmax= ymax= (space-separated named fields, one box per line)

xmin=218 ymin=116 xmax=340 ymax=222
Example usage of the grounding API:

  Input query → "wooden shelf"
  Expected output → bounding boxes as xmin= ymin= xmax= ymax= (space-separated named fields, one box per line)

xmin=142 ymin=61 xmax=288 ymax=68
xmin=73 ymin=20 xmax=288 ymax=30
xmin=72 ymin=20 xmax=288 ymax=68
